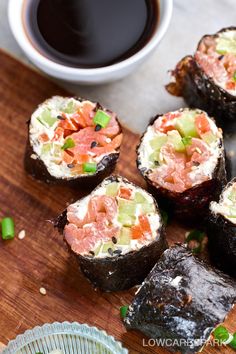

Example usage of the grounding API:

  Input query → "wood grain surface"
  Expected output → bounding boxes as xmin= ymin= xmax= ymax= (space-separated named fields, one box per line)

xmin=0 ymin=49 xmax=235 ymax=354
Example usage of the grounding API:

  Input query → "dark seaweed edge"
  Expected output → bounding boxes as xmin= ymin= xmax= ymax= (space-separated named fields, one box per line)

xmin=25 ymin=97 xmax=122 ymax=187
xmin=136 ymin=109 xmax=227 ymax=222
xmin=54 ymin=175 xmax=168 ymax=292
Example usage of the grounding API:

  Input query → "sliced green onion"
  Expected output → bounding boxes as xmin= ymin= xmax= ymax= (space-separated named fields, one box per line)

xmin=233 ymin=71 xmax=236 ymax=82
xmin=213 ymin=325 xmax=229 ymax=343
xmin=185 ymin=229 xmax=205 ymax=254
xmin=182 ymin=136 xmax=192 ymax=146
xmin=83 ymin=162 xmax=97 ymax=173
xmin=93 ymin=110 xmax=111 ymax=128
xmin=229 ymin=332 xmax=236 ymax=349
xmin=160 ymin=209 xmax=168 ymax=226
xmin=120 ymin=305 xmax=129 ymax=319
xmin=61 ymin=138 xmax=75 ymax=150
xmin=1 ymin=217 xmax=15 ymax=240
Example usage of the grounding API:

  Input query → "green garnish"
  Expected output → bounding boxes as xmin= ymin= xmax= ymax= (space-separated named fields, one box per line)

xmin=229 ymin=332 xmax=236 ymax=349
xmin=93 ymin=110 xmax=111 ymax=128
xmin=213 ymin=325 xmax=229 ymax=343
xmin=1 ymin=217 xmax=15 ymax=240
xmin=233 ymin=71 xmax=236 ymax=82
xmin=61 ymin=138 xmax=75 ymax=150
xmin=185 ymin=229 xmax=205 ymax=254
xmin=160 ymin=209 xmax=168 ymax=226
xmin=83 ymin=162 xmax=97 ymax=173
xmin=120 ymin=305 xmax=129 ymax=319
xmin=182 ymin=136 xmax=192 ymax=146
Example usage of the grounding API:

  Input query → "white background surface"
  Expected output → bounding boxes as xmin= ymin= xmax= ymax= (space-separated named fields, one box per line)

xmin=0 ymin=0 xmax=235 ymax=133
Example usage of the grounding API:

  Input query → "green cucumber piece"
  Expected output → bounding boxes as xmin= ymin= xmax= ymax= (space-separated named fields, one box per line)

xmin=118 ymin=213 xmax=135 ymax=227
xmin=41 ymin=143 xmax=52 ymax=155
xmin=175 ymin=112 xmax=198 ymax=138
xmin=141 ymin=203 xmax=155 ymax=214
xmin=63 ymin=100 xmax=76 ymax=113
xmin=106 ymin=182 xmax=119 ymax=196
xmin=134 ymin=192 xmax=148 ymax=204
xmin=38 ymin=109 xmax=57 ymax=127
xmin=202 ymin=131 xmax=218 ymax=145
xmin=118 ymin=199 xmax=137 ymax=216
xmin=117 ymin=227 xmax=131 ymax=245
xmin=150 ymin=135 xmax=167 ymax=150
xmin=216 ymin=36 xmax=236 ymax=55
xmin=167 ymin=130 xmax=185 ymax=152
xmin=149 ymin=151 xmax=161 ymax=166
xmin=101 ymin=241 xmax=115 ymax=253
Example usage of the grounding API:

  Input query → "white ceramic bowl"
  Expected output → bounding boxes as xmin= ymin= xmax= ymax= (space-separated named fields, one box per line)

xmin=2 ymin=321 xmax=128 ymax=354
xmin=8 ymin=0 xmax=172 ymax=84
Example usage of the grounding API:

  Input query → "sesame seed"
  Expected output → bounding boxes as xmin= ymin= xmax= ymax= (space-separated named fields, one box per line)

xmin=67 ymin=163 xmax=75 ymax=168
xmin=39 ymin=287 xmax=47 ymax=295
xmin=90 ymin=141 xmax=97 ymax=148
xmin=18 ymin=230 xmax=26 ymax=240
xmin=30 ymin=154 xmax=38 ymax=160
xmin=195 ymin=147 xmax=202 ymax=154
xmin=57 ymin=115 xmax=65 ymax=120
xmin=95 ymin=124 xmax=102 ymax=131
xmin=112 ymin=236 xmax=117 ymax=244
xmin=108 ymin=248 xmax=113 ymax=256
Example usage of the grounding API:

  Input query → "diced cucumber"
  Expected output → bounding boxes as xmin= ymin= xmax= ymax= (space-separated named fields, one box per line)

xmin=117 ymin=227 xmax=131 ymax=245
xmin=150 ymin=135 xmax=167 ymax=150
xmin=141 ymin=203 xmax=155 ymax=214
xmin=167 ymin=130 xmax=185 ymax=152
xmin=106 ymin=182 xmax=119 ymax=196
xmin=216 ymin=37 xmax=236 ymax=55
xmin=41 ymin=143 xmax=52 ymax=155
xmin=63 ymin=100 xmax=76 ymax=113
xmin=37 ymin=109 xmax=57 ymax=127
xmin=118 ymin=199 xmax=137 ymax=216
xmin=202 ymin=131 xmax=218 ymax=145
xmin=101 ymin=241 xmax=115 ymax=253
xmin=118 ymin=213 xmax=135 ymax=227
xmin=149 ymin=151 xmax=161 ymax=166
xmin=134 ymin=192 xmax=148 ymax=204
xmin=175 ymin=112 xmax=198 ymax=138
xmin=228 ymin=188 xmax=236 ymax=202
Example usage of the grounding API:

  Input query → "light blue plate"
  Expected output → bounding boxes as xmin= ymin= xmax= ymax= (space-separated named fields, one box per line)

xmin=3 ymin=322 xmax=128 ymax=354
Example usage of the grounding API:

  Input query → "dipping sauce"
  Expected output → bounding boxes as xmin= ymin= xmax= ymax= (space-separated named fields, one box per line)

xmin=23 ymin=0 xmax=159 ymax=68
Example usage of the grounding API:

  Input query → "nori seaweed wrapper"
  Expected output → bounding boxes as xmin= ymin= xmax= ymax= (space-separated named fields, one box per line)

xmin=124 ymin=244 xmax=236 ymax=354
xmin=208 ymin=177 xmax=236 ymax=277
xmin=136 ymin=114 xmax=227 ymax=222
xmin=55 ymin=176 xmax=168 ymax=292
xmin=25 ymin=98 xmax=122 ymax=188
xmin=166 ymin=27 xmax=236 ymax=125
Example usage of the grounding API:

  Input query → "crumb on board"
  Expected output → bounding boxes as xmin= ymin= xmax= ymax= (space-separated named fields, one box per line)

xmin=18 ymin=230 xmax=26 ymax=240
xmin=228 ymin=150 xmax=235 ymax=157
xmin=30 ymin=153 xmax=37 ymax=160
xmin=39 ymin=287 xmax=47 ymax=296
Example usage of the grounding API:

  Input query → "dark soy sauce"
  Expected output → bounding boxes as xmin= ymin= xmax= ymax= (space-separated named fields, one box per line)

xmin=23 ymin=0 xmax=159 ymax=68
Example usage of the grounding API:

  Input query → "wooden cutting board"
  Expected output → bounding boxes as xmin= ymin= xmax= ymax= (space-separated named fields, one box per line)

xmin=0 ymin=49 xmax=235 ymax=354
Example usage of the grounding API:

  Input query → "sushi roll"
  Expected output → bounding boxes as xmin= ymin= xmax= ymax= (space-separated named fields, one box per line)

xmin=55 ymin=176 xmax=167 ymax=292
xmin=25 ymin=96 xmax=123 ymax=186
xmin=208 ymin=178 xmax=236 ymax=277
xmin=167 ymin=27 xmax=236 ymax=124
xmin=124 ymin=244 xmax=236 ymax=354
xmin=137 ymin=108 xmax=226 ymax=220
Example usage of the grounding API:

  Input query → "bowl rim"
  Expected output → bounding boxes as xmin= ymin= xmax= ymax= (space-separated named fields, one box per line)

xmin=2 ymin=321 xmax=128 ymax=354
xmin=8 ymin=0 xmax=173 ymax=76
